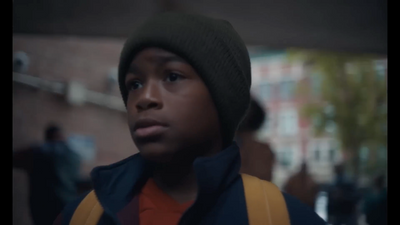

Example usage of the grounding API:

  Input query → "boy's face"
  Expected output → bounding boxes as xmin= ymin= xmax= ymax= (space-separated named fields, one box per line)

xmin=125 ymin=48 xmax=222 ymax=163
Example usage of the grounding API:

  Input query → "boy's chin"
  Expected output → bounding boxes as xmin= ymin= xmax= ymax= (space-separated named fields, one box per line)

xmin=138 ymin=146 xmax=175 ymax=163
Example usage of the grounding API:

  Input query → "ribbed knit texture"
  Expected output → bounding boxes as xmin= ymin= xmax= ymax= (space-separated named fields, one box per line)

xmin=118 ymin=12 xmax=251 ymax=145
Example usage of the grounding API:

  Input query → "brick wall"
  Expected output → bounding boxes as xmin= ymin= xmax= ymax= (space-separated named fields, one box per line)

xmin=13 ymin=35 xmax=138 ymax=225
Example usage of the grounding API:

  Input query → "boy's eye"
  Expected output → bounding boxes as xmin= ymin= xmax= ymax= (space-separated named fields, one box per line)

xmin=127 ymin=80 xmax=143 ymax=91
xmin=166 ymin=72 xmax=183 ymax=82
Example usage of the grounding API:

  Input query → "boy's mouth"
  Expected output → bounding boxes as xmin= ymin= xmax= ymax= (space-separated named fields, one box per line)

xmin=133 ymin=118 xmax=169 ymax=138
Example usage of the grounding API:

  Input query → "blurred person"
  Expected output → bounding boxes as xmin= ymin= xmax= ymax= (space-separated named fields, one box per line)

xmin=328 ymin=164 xmax=360 ymax=225
xmin=283 ymin=162 xmax=319 ymax=209
xmin=363 ymin=174 xmax=387 ymax=225
xmin=237 ymin=98 xmax=276 ymax=182
xmin=13 ymin=123 xmax=80 ymax=225
xmin=55 ymin=12 xmax=326 ymax=225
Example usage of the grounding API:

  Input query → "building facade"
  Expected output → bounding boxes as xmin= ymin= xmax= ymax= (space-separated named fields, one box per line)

xmin=249 ymin=51 xmax=342 ymax=188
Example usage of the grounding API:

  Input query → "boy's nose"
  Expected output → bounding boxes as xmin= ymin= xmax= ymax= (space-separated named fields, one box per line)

xmin=136 ymin=81 xmax=163 ymax=111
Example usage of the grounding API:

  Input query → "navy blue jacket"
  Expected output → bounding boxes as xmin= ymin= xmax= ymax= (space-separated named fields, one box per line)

xmin=55 ymin=143 xmax=326 ymax=225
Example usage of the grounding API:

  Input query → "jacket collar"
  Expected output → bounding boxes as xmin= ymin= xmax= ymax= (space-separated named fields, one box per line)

xmin=90 ymin=142 xmax=241 ymax=222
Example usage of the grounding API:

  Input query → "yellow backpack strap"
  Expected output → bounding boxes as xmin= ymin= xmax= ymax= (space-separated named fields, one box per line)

xmin=241 ymin=173 xmax=291 ymax=225
xmin=70 ymin=190 xmax=104 ymax=225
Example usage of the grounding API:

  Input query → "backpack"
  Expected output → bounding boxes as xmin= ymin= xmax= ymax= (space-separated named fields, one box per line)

xmin=70 ymin=174 xmax=290 ymax=225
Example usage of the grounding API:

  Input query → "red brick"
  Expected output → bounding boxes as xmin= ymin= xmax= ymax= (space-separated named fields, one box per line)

xmin=13 ymin=35 xmax=137 ymax=225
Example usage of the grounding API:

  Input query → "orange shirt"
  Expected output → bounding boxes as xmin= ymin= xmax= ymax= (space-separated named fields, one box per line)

xmin=139 ymin=178 xmax=194 ymax=225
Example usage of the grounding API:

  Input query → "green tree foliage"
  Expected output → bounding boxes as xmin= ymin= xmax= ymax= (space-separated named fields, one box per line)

xmin=288 ymin=49 xmax=387 ymax=178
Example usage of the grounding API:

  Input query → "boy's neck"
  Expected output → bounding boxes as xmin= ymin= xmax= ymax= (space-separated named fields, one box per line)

xmin=153 ymin=162 xmax=198 ymax=204
xmin=151 ymin=140 xmax=223 ymax=204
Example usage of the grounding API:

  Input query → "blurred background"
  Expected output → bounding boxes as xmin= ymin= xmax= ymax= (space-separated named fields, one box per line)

xmin=13 ymin=0 xmax=387 ymax=225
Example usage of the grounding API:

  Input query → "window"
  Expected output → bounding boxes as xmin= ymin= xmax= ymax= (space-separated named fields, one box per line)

xmin=67 ymin=135 xmax=96 ymax=162
xmin=313 ymin=143 xmax=321 ymax=162
xmin=278 ymin=109 xmax=298 ymax=136
xmin=323 ymin=105 xmax=336 ymax=133
xmin=315 ymin=149 xmax=320 ymax=162
xmin=329 ymin=141 xmax=337 ymax=162
xmin=279 ymin=81 xmax=295 ymax=100
xmin=262 ymin=112 xmax=274 ymax=135
xmin=279 ymin=147 xmax=293 ymax=167
xmin=259 ymin=83 xmax=272 ymax=101
xmin=329 ymin=149 xmax=335 ymax=162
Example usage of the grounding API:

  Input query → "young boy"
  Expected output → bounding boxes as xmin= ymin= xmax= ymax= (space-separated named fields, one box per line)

xmin=54 ymin=12 xmax=326 ymax=225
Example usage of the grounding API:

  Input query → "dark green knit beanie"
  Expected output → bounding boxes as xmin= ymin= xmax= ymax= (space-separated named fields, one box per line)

xmin=118 ymin=12 xmax=251 ymax=146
